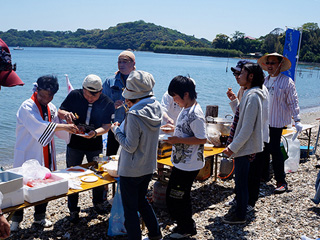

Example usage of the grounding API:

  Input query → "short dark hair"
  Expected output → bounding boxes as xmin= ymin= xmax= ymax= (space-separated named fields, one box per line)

xmin=168 ymin=75 xmax=197 ymax=100
xmin=242 ymin=63 xmax=265 ymax=89
xmin=37 ymin=75 xmax=59 ymax=94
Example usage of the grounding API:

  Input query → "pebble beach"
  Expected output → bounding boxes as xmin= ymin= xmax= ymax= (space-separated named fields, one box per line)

xmin=5 ymin=110 xmax=320 ymax=240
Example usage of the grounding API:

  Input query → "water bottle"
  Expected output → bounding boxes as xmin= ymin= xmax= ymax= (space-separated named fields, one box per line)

xmin=98 ymin=153 xmax=104 ymax=171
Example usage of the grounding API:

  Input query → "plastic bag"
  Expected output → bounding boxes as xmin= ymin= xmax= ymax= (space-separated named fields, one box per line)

xmin=206 ymin=127 xmax=222 ymax=147
xmin=103 ymin=160 xmax=119 ymax=178
xmin=107 ymin=178 xmax=127 ymax=236
xmin=284 ymin=137 xmax=300 ymax=173
xmin=21 ymin=159 xmax=51 ymax=184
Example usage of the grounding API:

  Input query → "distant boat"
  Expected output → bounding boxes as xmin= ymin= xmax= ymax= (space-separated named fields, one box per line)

xmin=13 ymin=46 xmax=24 ymax=50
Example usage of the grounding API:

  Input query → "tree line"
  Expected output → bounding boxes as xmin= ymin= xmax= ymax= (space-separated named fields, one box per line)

xmin=1 ymin=21 xmax=319 ymax=63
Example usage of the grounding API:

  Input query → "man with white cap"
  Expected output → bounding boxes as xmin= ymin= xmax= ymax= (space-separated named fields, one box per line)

xmin=111 ymin=70 xmax=162 ymax=240
xmin=258 ymin=52 xmax=303 ymax=193
xmin=102 ymin=50 xmax=136 ymax=156
xmin=59 ymin=74 xmax=115 ymax=222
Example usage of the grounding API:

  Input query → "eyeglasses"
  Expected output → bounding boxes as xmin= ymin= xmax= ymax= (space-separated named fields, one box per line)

xmin=233 ymin=72 xmax=240 ymax=77
xmin=117 ymin=60 xmax=131 ymax=64
xmin=265 ymin=61 xmax=279 ymax=65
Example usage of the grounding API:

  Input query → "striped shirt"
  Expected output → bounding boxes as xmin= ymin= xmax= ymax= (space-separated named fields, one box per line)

xmin=264 ymin=73 xmax=300 ymax=128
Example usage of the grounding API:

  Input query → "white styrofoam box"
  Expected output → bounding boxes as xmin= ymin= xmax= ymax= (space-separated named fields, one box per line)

xmin=0 ymin=171 xmax=23 ymax=194
xmin=1 ymin=187 xmax=24 ymax=209
xmin=23 ymin=173 xmax=68 ymax=203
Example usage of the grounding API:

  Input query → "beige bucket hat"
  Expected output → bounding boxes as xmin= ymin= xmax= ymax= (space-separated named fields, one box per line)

xmin=122 ymin=70 xmax=155 ymax=99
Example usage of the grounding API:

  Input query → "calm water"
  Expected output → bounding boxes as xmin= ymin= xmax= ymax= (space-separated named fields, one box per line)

xmin=1 ymin=47 xmax=320 ymax=167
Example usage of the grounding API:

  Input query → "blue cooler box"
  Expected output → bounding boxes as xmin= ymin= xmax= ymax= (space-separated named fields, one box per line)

xmin=300 ymin=146 xmax=315 ymax=158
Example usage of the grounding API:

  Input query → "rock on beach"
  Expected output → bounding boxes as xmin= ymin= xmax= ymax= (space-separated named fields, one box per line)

xmin=6 ymin=111 xmax=320 ymax=240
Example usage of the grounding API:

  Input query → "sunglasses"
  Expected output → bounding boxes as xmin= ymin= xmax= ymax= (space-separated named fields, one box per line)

xmin=265 ymin=62 xmax=279 ymax=65
xmin=233 ymin=72 xmax=240 ymax=77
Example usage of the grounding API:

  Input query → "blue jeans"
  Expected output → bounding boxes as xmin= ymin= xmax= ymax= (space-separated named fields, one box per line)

xmin=66 ymin=146 xmax=104 ymax=212
xmin=234 ymin=156 xmax=250 ymax=220
xmin=120 ymin=174 xmax=161 ymax=240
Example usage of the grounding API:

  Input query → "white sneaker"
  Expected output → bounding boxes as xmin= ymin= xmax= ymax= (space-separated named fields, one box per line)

xmin=10 ymin=221 xmax=20 ymax=232
xmin=34 ymin=219 xmax=53 ymax=228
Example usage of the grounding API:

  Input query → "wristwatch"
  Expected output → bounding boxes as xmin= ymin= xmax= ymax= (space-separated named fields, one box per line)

xmin=93 ymin=130 xmax=97 ymax=139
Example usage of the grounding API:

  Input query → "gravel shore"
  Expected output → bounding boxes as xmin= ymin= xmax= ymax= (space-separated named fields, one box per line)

xmin=7 ymin=111 xmax=320 ymax=240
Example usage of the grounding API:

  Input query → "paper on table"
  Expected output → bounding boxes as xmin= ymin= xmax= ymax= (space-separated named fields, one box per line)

xmin=54 ymin=166 xmax=93 ymax=179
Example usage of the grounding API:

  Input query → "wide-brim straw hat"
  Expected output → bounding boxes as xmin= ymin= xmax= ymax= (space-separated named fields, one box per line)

xmin=257 ymin=52 xmax=291 ymax=72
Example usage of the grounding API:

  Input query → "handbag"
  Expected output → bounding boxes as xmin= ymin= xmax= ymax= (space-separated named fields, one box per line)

xmin=281 ymin=136 xmax=289 ymax=161
xmin=218 ymin=157 xmax=234 ymax=180
xmin=107 ymin=178 xmax=127 ymax=236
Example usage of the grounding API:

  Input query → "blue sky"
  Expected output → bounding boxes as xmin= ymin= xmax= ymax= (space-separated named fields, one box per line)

xmin=2 ymin=0 xmax=320 ymax=41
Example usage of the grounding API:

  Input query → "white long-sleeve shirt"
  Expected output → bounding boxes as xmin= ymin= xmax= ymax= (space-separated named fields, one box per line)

xmin=264 ymin=73 xmax=300 ymax=128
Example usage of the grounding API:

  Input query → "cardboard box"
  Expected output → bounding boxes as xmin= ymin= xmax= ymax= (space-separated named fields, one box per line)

xmin=196 ymin=157 xmax=213 ymax=181
xmin=23 ymin=173 xmax=68 ymax=203
xmin=0 ymin=171 xmax=23 ymax=194
xmin=1 ymin=188 xmax=24 ymax=209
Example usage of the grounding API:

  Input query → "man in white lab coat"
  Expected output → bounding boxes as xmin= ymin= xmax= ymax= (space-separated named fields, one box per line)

xmin=11 ymin=75 xmax=78 ymax=231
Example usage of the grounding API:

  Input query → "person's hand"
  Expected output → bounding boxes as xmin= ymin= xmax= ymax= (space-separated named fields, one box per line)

xmin=295 ymin=121 xmax=303 ymax=133
xmin=226 ymin=88 xmax=237 ymax=101
xmin=223 ymin=147 xmax=233 ymax=157
xmin=63 ymin=111 xmax=77 ymax=124
xmin=81 ymin=130 xmax=97 ymax=139
xmin=114 ymin=100 xmax=124 ymax=109
xmin=111 ymin=122 xmax=120 ymax=133
xmin=166 ymin=117 xmax=174 ymax=125
xmin=160 ymin=124 xmax=175 ymax=133
xmin=0 ymin=215 xmax=10 ymax=239
xmin=64 ymin=124 xmax=79 ymax=134
xmin=164 ymin=136 xmax=180 ymax=144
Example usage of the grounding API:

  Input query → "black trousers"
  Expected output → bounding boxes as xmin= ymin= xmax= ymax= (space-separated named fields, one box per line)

xmin=261 ymin=127 xmax=286 ymax=185
xmin=248 ymin=146 xmax=265 ymax=207
xmin=166 ymin=167 xmax=199 ymax=231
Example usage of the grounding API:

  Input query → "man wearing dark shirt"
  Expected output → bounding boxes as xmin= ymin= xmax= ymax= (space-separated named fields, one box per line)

xmin=59 ymin=74 xmax=115 ymax=223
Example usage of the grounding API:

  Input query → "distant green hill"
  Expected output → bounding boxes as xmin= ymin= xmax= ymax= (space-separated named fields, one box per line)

xmin=2 ymin=20 xmax=319 ymax=62
xmin=0 ymin=20 xmax=211 ymax=50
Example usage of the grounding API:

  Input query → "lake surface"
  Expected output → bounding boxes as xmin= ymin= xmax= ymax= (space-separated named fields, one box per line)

xmin=1 ymin=47 xmax=320 ymax=167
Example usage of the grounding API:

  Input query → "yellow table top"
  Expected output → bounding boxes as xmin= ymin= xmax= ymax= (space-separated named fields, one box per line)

xmin=157 ymin=147 xmax=225 ymax=167
xmin=2 ymin=169 xmax=116 ymax=214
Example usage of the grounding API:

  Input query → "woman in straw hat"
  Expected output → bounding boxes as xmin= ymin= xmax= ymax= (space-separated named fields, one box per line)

xmin=257 ymin=52 xmax=303 ymax=193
